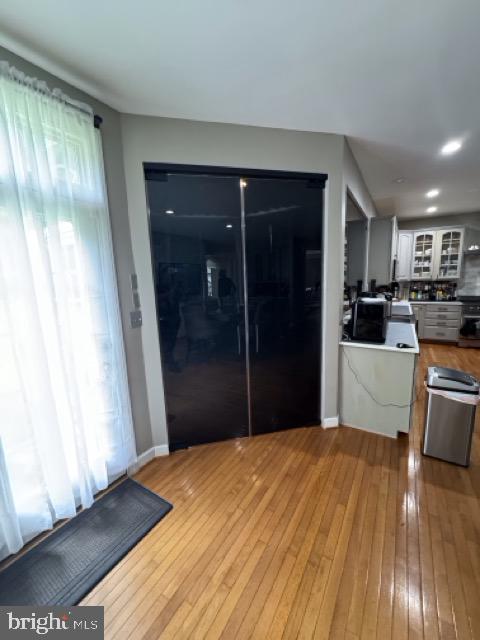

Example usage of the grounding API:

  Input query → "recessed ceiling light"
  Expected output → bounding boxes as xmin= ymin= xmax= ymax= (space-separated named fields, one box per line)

xmin=165 ymin=209 xmax=175 ymax=215
xmin=393 ymin=177 xmax=406 ymax=184
xmin=426 ymin=206 xmax=437 ymax=213
xmin=226 ymin=224 xmax=233 ymax=229
xmin=440 ymin=139 xmax=462 ymax=155
xmin=426 ymin=189 xmax=440 ymax=198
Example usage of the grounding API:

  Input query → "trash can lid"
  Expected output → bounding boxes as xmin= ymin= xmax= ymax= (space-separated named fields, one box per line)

xmin=427 ymin=366 xmax=479 ymax=395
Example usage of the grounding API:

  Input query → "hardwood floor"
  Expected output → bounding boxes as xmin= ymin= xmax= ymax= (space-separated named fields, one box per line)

xmin=82 ymin=343 xmax=480 ymax=639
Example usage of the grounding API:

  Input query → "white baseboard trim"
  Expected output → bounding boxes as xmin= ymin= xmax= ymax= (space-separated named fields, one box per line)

xmin=136 ymin=447 xmax=155 ymax=468
xmin=321 ymin=416 xmax=339 ymax=429
xmin=341 ymin=421 xmax=398 ymax=439
xmin=131 ymin=444 xmax=170 ymax=473
xmin=154 ymin=444 xmax=170 ymax=457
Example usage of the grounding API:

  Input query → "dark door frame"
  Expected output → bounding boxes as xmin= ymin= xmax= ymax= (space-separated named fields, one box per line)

xmin=144 ymin=162 xmax=327 ymax=450
xmin=144 ymin=162 xmax=328 ymax=186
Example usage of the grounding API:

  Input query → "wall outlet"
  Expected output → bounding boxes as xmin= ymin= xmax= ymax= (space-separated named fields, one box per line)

xmin=130 ymin=310 xmax=142 ymax=328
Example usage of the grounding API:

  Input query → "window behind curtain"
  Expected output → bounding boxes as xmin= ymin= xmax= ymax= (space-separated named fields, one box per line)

xmin=0 ymin=63 xmax=136 ymax=560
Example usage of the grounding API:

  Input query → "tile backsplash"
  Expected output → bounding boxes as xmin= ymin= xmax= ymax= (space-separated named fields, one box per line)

xmin=457 ymin=255 xmax=480 ymax=296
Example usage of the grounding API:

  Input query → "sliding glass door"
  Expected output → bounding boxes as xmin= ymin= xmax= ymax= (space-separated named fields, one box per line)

xmin=243 ymin=178 xmax=323 ymax=434
xmin=146 ymin=173 xmax=249 ymax=449
xmin=145 ymin=167 xmax=324 ymax=449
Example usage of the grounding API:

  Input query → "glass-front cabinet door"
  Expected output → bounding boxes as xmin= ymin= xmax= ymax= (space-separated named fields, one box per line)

xmin=435 ymin=228 xmax=464 ymax=279
xmin=411 ymin=231 xmax=435 ymax=280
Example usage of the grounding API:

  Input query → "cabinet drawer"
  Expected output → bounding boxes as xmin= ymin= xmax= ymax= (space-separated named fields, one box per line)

xmin=424 ymin=318 xmax=459 ymax=328
xmin=423 ymin=326 xmax=459 ymax=341
xmin=428 ymin=304 xmax=460 ymax=313
xmin=424 ymin=309 xmax=461 ymax=321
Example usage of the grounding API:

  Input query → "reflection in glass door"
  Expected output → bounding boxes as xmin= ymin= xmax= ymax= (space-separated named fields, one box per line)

xmin=145 ymin=167 xmax=325 ymax=449
xmin=145 ymin=172 xmax=248 ymax=450
xmin=243 ymin=178 xmax=323 ymax=434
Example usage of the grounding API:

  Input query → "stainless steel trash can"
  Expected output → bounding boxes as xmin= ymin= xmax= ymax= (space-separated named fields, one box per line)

xmin=423 ymin=366 xmax=479 ymax=466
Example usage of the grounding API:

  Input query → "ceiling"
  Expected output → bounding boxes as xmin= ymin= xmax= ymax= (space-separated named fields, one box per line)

xmin=1 ymin=0 xmax=479 ymax=220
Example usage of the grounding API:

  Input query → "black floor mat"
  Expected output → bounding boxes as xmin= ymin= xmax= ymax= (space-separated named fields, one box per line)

xmin=0 ymin=478 xmax=172 ymax=605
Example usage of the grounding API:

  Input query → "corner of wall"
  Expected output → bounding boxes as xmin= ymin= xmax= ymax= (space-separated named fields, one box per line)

xmin=342 ymin=138 xmax=377 ymax=220
xmin=119 ymin=115 xmax=170 ymax=452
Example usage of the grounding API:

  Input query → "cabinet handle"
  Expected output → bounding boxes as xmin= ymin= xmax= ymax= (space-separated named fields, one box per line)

xmin=437 ymin=314 xmax=447 ymax=319
xmin=435 ymin=332 xmax=446 ymax=336
xmin=437 ymin=322 xmax=447 ymax=326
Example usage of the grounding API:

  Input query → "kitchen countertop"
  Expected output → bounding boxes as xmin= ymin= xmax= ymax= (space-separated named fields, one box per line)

xmin=406 ymin=300 xmax=462 ymax=305
xmin=340 ymin=301 xmax=420 ymax=354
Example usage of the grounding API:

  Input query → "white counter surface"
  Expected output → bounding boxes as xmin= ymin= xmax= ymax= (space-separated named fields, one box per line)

xmin=406 ymin=300 xmax=462 ymax=306
xmin=340 ymin=301 xmax=419 ymax=354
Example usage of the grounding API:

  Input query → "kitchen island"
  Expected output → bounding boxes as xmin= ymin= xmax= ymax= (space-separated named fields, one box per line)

xmin=339 ymin=302 xmax=419 ymax=437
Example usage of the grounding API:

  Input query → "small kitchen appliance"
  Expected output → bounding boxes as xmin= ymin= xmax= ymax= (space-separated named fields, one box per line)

xmin=459 ymin=296 xmax=480 ymax=348
xmin=349 ymin=298 xmax=388 ymax=343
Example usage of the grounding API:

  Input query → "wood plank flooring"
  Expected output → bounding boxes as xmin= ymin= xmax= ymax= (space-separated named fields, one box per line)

xmin=82 ymin=343 xmax=480 ymax=639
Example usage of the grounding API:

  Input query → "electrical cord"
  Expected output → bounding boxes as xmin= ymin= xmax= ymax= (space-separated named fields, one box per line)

xmin=342 ymin=348 xmax=419 ymax=409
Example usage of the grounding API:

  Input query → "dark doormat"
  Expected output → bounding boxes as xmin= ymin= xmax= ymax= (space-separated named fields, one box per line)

xmin=0 ymin=478 xmax=172 ymax=605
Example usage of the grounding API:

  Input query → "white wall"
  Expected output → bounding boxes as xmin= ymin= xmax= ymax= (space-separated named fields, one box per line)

xmin=342 ymin=140 xmax=378 ymax=287
xmin=343 ymin=140 xmax=377 ymax=220
xmin=120 ymin=115 xmax=348 ymax=445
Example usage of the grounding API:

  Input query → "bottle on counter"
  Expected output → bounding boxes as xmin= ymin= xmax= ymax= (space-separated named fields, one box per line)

xmin=390 ymin=280 xmax=400 ymax=300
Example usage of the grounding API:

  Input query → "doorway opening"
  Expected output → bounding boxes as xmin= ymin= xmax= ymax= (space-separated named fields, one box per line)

xmin=144 ymin=164 xmax=327 ymax=450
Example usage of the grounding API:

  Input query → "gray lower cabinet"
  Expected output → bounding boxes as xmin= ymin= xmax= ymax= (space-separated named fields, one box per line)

xmin=411 ymin=303 xmax=461 ymax=342
xmin=410 ymin=304 xmax=425 ymax=339
xmin=423 ymin=326 xmax=459 ymax=341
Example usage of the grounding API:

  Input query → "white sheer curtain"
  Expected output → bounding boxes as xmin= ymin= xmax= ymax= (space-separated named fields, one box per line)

xmin=0 ymin=63 xmax=136 ymax=561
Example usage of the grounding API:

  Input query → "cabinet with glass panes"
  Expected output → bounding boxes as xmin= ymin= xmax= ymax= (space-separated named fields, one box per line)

xmin=410 ymin=228 xmax=464 ymax=280
xmin=435 ymin=229 xmax=463 ymax=279
xmin=411 ymin=231 xmax=434 ymax=280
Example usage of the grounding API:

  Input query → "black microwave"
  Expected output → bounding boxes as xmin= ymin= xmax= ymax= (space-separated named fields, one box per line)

xmin=350 ymin=298 xmax=387 ymax=343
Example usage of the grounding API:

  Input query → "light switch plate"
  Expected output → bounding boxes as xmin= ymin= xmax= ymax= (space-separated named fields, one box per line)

xmin=130 ymin=310 xmax=142 ymax=328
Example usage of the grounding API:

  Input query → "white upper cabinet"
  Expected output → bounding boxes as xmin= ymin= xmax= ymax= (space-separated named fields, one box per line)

xmin=400 ymin=226 xmax=465 ymax=280
xmin=396 ymin=231 xmax=413 ymax=280
xmin=411 ymin=231 xmax=435 ymax=280
xmin=434 ymin=228 xmax=464 ymax=279
xmin=368 ymin=217 xmax=396 ymax=284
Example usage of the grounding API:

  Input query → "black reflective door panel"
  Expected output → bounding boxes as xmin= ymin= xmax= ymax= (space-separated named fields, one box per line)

xmin=244 ymin=178 xmax=323 ymax=435
xmin=146 ymin=173 xmax=248 ymax=450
